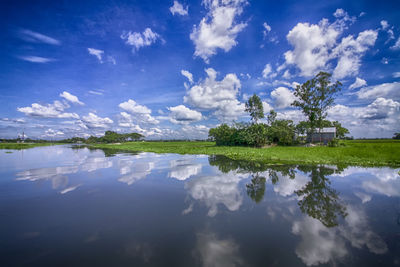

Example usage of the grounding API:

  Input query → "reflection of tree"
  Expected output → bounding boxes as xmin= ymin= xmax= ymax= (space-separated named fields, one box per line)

xmin=296 ymin=166 xmax=347 ymax=228
xmin=246 ymin=173 xmax=266 ymax=203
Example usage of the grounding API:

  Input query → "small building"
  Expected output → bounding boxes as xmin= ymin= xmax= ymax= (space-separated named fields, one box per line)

xmin=307 ymin=127 xmax=336 ymax=144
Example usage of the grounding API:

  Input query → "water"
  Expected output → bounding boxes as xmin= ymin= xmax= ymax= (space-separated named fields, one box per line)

xmin=0 ymin=145 xmax=399 ymax=266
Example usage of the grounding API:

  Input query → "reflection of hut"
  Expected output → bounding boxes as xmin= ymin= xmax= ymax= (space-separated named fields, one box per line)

xmin=307 ymin=127 xmax=336 ymax=144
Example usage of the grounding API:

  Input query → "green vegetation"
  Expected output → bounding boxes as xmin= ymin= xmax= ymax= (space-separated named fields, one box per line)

xmin=0 ymin=143 xmax=55 ymax=150
xmin=92 ymin=139 xmax=400 ymax=167
xmin=292 ymin=71 xmax=342 ymax=136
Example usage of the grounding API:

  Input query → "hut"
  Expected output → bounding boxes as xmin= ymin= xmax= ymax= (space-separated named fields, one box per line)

xmin=307 ymin=127 xmax=336 ymax=144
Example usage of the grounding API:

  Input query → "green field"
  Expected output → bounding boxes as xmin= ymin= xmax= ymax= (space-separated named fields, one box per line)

xmin=92 ymin=139 xmax=400 ymax=167
xmin=0 ymin=143 xmax=55 ymax=150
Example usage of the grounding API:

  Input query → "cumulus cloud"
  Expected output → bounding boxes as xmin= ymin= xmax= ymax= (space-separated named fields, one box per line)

xmin=184 ymin=68 xmax=245 ymax=121
xmin=119 ymin=99 xmax=151 ymax=114
xmin=328 ymin=97 xmax=400 ymax=137
xmin=393 ymin=72 xmax=400 ymax=78
xmin=118 ymin=99 xmax=159 ymax=125
xmin=190 ymin=0 xmax=248 ymax=63
xmin=121 ymin=28 xmax=162 ymax=53
xmin=81 ymin=113 xmax=113 ymax=129
xmin=270 ymin=86 xmax=296 ymax=109
xmin=284 ymin=19 xmax=340 ymax=77
xmin=168 ymin=105 xmax=202 ymax=124
xmin=349 ymin=77 xmax=367 ymax=90
xmin=357 ymin=82 xmax=400 ymax=100
xmin=17 ymin=100 xmax=79 ymax=119
xmin=332 ymin=30 xmax=378 ymax=79
xmin=283 ymin=9 xmax=375 ymax=79
xmin=60 ymin=91 xmax=84 ymax=105
xmin=87 ymin=48 xmax=104 ymax=63
xmin=18 ymin=56 xmax=55 ymax=63
xmin=170 ymin=1 xmax=188 ymax=16
xmin=18 ymin=29 xmax=60 ymax=45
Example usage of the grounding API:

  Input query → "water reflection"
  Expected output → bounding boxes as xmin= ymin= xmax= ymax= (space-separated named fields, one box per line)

xmin=3 ymin=145 xmax=399 ymax=266
xmin=185 ymin=172 xmax=245 ymax=217
xmin=194 ymin=231 xmax=244 ymax=267
xmin=210 ymin=156 xmax=348 ymax=228
xmin=295 ymin=165 xmax=347 ymax=227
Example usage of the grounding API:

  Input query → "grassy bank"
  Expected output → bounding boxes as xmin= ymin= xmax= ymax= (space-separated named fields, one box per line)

xmin=92 ymin=140 xmax=400 ymax=167
xmin=0 ymin=142 xmax=56 ymax=150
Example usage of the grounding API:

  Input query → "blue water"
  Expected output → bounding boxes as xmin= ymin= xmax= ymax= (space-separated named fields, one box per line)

xmin=0 ymin=145 xmax=399 ymax=266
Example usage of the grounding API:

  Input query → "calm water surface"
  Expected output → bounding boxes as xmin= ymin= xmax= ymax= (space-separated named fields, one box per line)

xmin=0 ymin=145 xmax=399 ymax=266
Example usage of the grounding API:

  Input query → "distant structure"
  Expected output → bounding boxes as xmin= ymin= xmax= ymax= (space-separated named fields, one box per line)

xmin=307 ymin=127 xmax=336 ymax=144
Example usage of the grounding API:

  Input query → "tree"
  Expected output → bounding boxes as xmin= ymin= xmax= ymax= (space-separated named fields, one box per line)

xmin=292 ymin=72 xmax=342 ymax=138
xmin=267 ymin=109 xmax=277 ymax=125
xmin=393 ymin=133 xmax=400 ymax=140
xmin=245 ymin=94 xmax=264 ymax=124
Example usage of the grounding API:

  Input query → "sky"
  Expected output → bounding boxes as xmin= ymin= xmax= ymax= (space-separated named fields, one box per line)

xmin=0 ymin=0 xmax=399 ymax=140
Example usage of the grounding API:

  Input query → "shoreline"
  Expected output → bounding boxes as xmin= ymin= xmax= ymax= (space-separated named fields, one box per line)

xmin=91 ymin=140 xmax=400 ymax=168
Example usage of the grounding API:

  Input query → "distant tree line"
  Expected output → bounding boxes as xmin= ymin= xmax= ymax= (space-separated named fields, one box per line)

xmin=60 ymin=131 xmax=144 ymax=144
xmin=209 ymin=72 xmax=349 ymax=147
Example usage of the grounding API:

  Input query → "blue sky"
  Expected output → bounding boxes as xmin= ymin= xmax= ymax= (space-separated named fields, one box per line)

xmin=0 ymin=0 xmax=399 ymax=139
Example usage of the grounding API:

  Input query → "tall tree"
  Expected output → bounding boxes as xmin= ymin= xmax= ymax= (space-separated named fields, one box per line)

xmin=245 ymin=94 xmax=264 ymax=124
xmin=291 ymin=72 xmax=342 ymax=136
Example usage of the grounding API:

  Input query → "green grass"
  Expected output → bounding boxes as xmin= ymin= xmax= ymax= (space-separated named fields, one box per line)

xmin=92 ymin=140 xmax=400 ymax=167
xmin=0 ymin=142 xmax=56 ymax=150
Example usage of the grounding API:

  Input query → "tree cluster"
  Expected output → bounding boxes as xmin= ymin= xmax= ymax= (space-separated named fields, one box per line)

xmin=59 ymin=131 xmax=144 ymax=144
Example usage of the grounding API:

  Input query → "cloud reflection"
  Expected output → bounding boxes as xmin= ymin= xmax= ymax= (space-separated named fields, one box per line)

xmin=185 ymin=172 xmax=245 ymax=217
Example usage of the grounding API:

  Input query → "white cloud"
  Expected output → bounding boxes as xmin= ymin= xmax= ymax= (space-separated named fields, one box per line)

xmin=87 ymin=48 xmax=104 ymax=63
xmin=81 ymin=113 xmax=113 ymax=129
xmin=119 ymin=99 xmax=151 ymax=114
xmin=121 ymin=28 xmax=162 ymax=53
xmin=283 ymin=9 xmax=375 ymax=79
xmin=262 ymin=63 xmax=273 ymax=78
xmin=181 ymin=69 xmax=194 ymax=83
xmin=349 ymin=77 xmax=367 ymax=90
xmin=169 ymin=1 xmax=188 ymax=16
xmin=263 ymin=22 xmax=271 ymax=37
xmin=190 ymin=0 xmax=248 ymax=63
xmin=380 ymin=20 xmax=389 ymax=30
xmin=118 ymin=100 xmax=159 ymax=126
xmin=18 ymin=29 xmax=60 ymax=45
xmin=393 ymin=72 xmax=400 ymax=78
xmin=357 ymin=82 xmax=400 ymax=100
xmin=60 ymin=91 xmax=84 ymax=105
xmin=18 ymin=56 xmax=55 ymax=63
xmin=270 ymin=86 xmax=296 ymax=109
xmin=184 ymin=68 xmax=245 ymax=121
xmin=168 ymin=105 xmax=202 ymax=124
xmin=380 ymin=20 xmax=395 ymax=43
xmin=43 ymin=128 xmax=64 ymax=138
xmin=390 ymin=37 xmax=400 ymax=50
xmin=284 ymin=19 xmax=340 ymax=76
xmin=332 ymin=30 xmax=378 ymax=79
xmin=328 ymin=97 xmax=400 ymax=137
xmin=17 ymin=100 xmax=79 ymax=119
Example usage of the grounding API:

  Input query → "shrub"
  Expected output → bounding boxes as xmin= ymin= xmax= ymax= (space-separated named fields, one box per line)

xmin=328 ymin=138 xmax=339 ymax=147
